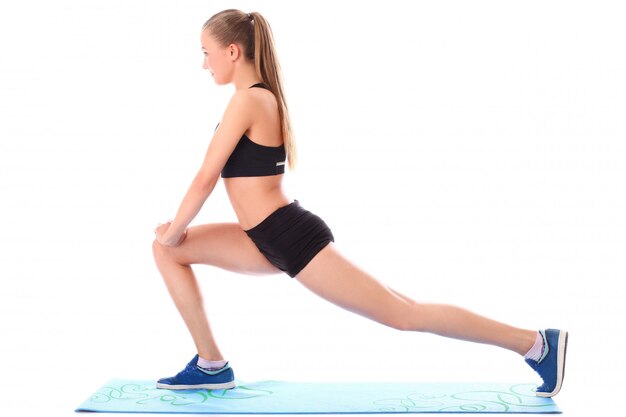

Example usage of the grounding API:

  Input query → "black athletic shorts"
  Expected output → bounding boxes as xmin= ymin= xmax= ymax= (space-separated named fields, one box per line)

xmin=244 ymin=199 xmax=335 ymax=278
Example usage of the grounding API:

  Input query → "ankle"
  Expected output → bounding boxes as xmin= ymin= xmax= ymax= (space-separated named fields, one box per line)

xmin=197 ymin=355 xmax=227 ymax=370
xmin=522 ymin=330 xmax=545 ymax=360
xmin=198 ymin=355 xmax=225 ymax=362
xmin=517 ymin=330 xmax=539 ymax=356
xmin=197 ymin=349 xmax=224 ymax=361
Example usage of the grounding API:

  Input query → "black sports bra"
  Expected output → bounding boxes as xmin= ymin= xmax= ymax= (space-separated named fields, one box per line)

xmin=219 ymin=82 xmax=286 ymax=178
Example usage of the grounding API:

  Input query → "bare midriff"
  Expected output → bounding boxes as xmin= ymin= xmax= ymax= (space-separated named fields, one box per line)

xmin=223 ymin=175 xmax=292 ymax=231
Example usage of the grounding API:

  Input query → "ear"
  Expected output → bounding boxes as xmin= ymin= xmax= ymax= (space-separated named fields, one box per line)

xmin=228 ymin=43 xmax=241 ymax=61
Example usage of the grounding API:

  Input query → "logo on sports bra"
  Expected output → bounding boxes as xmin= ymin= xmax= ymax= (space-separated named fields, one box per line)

xmin=276 ymin=161 xmax=286 ymax=166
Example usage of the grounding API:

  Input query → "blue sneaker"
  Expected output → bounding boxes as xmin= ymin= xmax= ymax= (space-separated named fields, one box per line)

xmin=156 ymin=354 xmax=236 ymax=390
xmin=525 ymin=329 xmax=568 ymax=397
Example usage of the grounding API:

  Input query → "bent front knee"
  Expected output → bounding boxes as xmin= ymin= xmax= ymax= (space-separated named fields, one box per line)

xmin=152 ymin=238 xmax=160 ymax=254
xmin=152 ymin=238 xmax=171 ymax=261
xmin=152 ymin=238 xmax=188 ymax=267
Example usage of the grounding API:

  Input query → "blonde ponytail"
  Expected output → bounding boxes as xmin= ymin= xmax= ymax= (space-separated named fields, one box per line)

xmin=203 ymin=10 xmax=298 ymax=171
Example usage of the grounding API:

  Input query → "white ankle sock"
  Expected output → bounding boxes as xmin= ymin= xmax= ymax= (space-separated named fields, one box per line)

xmin=197 ymin=356 xmax=227 ymax=370
xmin=523 ymin=331 xmax=545 ymax=361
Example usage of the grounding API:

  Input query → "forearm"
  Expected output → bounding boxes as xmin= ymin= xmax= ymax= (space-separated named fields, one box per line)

xmin=166 ymin=176 xmax=217 ymax=239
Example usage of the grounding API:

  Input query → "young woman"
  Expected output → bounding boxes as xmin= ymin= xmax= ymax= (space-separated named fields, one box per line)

xmin=152 ymin=9 xmax=568 ymax=397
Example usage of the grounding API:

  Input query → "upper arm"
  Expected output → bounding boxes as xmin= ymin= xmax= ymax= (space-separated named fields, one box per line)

xmin=194 ymin=92 xmax=255 ymax=186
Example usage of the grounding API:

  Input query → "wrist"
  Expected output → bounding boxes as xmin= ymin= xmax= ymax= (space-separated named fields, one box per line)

xmin=164 ymin=224 xmax=188 ymax=246
xmin=167 ymin=222 xmax=185 ymax=239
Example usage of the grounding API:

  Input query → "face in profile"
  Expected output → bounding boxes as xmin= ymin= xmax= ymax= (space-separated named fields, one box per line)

xmin=200 ymin=31 xmax=238 ymax=85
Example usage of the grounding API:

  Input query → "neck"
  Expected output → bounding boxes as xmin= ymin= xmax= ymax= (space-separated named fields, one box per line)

xmin=232 ymin=62 xmax=263 ymax=91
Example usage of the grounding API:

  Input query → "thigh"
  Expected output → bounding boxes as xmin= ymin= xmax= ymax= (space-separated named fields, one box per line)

xmin=294 ymin=242 xmax=413 ymax=328
xmin=154 ymin=222 xmax=283 ymax=276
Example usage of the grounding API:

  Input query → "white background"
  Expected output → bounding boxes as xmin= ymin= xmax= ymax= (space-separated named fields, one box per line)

xmin=1 ymin=0 xmax=624 ymax=416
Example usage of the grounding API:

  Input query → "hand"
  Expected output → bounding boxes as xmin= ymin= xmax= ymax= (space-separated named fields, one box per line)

xmin=154 ymin=220 xmax=188 ymax=247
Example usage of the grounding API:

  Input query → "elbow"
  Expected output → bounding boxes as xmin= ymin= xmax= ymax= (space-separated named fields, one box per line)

xmin=194 ymin=173 xmax=219 ymax=193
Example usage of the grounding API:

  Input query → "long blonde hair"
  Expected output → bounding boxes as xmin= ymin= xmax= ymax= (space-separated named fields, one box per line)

xmin=202 ymin=9 xmax=297 ymax=172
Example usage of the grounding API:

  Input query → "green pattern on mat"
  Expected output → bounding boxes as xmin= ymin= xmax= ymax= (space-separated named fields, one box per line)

xmin=76 ymin=378 xmax=561 ymax=414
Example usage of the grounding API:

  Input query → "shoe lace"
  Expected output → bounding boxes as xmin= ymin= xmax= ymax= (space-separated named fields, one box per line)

xmin=176 ymin=361 xmax=197 ymax=378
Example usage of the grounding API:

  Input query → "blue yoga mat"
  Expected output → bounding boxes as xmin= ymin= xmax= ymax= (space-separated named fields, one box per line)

xmin=75 ymin=378 xmax=561 ymax=414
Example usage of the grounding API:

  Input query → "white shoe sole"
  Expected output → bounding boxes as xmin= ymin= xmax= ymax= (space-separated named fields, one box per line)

xmin=536 ymin=330 xmax=568 ymax=397
xmin=156 ymin=380 xmax=236 ymax=390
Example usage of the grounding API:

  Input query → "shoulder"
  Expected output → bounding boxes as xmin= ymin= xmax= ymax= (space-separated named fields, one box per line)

xmin=239 ymin=85 xmax=277 ymax=109
xmin=224 ymin=87 xmax=267 ymax=113
xmin=227 ymin=88 xmax=256 ymax=109
xmin=220 ymin=89 xmax=256 ymax=124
